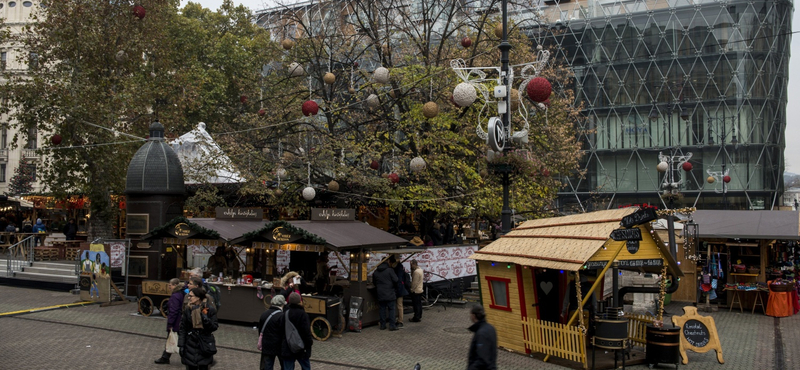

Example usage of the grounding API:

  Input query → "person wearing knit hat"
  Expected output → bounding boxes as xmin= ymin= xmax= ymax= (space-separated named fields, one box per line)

xmin=258 ymin=294 xmax=287 ymax=369
xmin=282 ymin=292 xmax=313 ymax=369
xmin=32 ymin=218 xmax=47 ymax=246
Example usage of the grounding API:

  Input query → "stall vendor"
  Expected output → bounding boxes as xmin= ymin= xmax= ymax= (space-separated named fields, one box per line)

xmin=207 ymin=247 xmax=227 ymax=277
xmin=280 ymin=271 xmax=303 ymax=301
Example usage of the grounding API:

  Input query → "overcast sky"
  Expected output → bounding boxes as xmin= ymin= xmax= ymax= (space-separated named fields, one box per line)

xmin=183 ymin=1 xmax=800 ymax=173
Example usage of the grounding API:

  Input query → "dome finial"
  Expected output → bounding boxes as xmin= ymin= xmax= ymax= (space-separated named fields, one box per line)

xmin=149 ymin=121 xmax=165 ymax=140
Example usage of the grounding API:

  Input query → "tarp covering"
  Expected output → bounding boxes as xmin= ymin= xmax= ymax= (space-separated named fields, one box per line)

xmin=170 ymin=122 xmax=245 ymax=185
xmin=692 ymin=210 xmax=800 ymax=240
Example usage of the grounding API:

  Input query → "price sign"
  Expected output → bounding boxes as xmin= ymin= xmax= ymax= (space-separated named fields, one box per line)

xmin=672 ymin=306 xmax=724 ymax=365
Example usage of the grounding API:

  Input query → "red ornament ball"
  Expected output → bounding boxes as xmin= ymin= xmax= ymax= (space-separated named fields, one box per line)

xmin=240 ymin=95 xmax=248 ymax=103
xmin=461 ymin=37 xmax=472 ymax=48
xmin=302 ymin=100 xmax=319 ymax=116
xmin=388 ymin=173 xmax=399 ymax=183
xmin=132 ymin=5 xmax=146 ymax=19
xmin=51 ymin=134 xmax=62 ymax=145
xmin=682 ymin=161 xmax=693 ymax=171
xmin=543 ymin=99 xmax=551 ymax=107
xmin=353 ymin=62 xmax=359 ymax=68
xmin=258 ymin=109 xmax=266 ymax=117
xmin=370 ymin=160 xmax=380 ymax=170
xmin=526 ymin=77 xmax=552 ymax=102
xmin=542 ymin=168 xmax=550 ymax=177
xmin=723 ymin=175 xmax=731 ymax=183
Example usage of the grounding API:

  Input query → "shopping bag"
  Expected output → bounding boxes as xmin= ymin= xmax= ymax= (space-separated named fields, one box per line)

xmin=166 ymin=330 xmax=179 ymax=354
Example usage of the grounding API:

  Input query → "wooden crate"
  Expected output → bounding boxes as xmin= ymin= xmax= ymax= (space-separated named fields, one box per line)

xmin=65 ymin=247 xmax=80 ymax=261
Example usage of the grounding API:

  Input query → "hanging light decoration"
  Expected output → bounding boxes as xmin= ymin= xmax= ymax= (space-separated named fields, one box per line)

xmin=410 ymin=157 xmax=426 ymax=173
xmin=115 ymin=50 xmax=128 ymax=63
xmin=302 ymin=186 xmax=316 ymax=201
xmin=258 ymin=109 xmax=266 ymax=117
xmin=494 ymin=23 xmax=503 ymax=38
xmin=365 ymin=94 xmax=380 ymax=109
xmin=370 ymin=160 xmax=380 ymax=170
xmin=51 ymin=134 xmax=62 ymax=145
xmin=509 ymin=89 xmax=521 ymax=111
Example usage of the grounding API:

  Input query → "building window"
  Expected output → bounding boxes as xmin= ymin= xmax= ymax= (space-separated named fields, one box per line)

xmin=0 ymin=51 xmax=6 ymax=71
xmin=0 ymin=164 xmax=5 ymax=183
xmin=485 ymin=276 xmax=512 ymax=311
xmin=28 ymin=52 xmax=38 ymax=70
xmin=26 ymin=163 xmax=36 ymax=182
xmin=1 ymin=125 xmax=6 ymax=149
xmin=26 ymin=126 xmax=37 ymax=149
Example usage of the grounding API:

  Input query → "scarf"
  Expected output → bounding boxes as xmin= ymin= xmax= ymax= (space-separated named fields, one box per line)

xmin=191 ymin=303 xmax=204 ymax=329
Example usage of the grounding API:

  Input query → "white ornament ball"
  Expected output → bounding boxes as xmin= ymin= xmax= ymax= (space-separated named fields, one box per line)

xmin=276 ymin=168 xmax=286 ymax=177
xmin=302 ymin=186 xmax=316 ymax=201
xmin=656 ymin=161 xmax=669 ymax=172
xmin=453 ymin=82 xmax=477 ymax=107
xmin=410 ymin=156 xmax=426 ymax=173
xmin=366 ymin=94 xmax=380 ymax=109
xmin=373 ymin=67 xmax=390 ymax=84
xmin=486 ymin=149 xmax=496 ymax=162
xmin=288 ymin=62 xmax=305 ymax=77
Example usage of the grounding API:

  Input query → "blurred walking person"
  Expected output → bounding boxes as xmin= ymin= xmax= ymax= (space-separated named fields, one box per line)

xmin=155 ymin=278 xmax=185 ymax=364
xmin=467 ymin=304 xmax=497 ymax=370
xmin=281 ymin=292 xmax=313 ymax=370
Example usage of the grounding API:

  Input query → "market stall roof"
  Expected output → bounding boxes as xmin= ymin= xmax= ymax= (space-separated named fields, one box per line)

xmin=231 ymin=220 xmax=408 ymax=251
xmin=140 ymin=216 xmax=266 ymax=244
xmin=693 ymin=210 xmax=800 ymax=240
xmin=469 ymin=208 xmax=682 ymax=276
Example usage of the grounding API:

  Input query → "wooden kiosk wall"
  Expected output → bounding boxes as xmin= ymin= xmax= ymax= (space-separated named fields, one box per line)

xmin=477 ymin=260 xmax=531 ymax=353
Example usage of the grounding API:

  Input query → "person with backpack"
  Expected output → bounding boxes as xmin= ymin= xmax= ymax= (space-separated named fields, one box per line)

xmin=258 ymin=295 xmax=286 ymax=370
xmin=281 ymin=292 xmax=312 ymax=370
xmin=389 ymin=255 xmax=410 ymax=327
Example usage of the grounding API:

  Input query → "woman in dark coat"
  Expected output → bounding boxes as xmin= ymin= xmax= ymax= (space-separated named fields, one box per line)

xmin=155 ymin=278 xmax=185 ymax=364
xmin=178 ymin=288 xmax=218 ymax=370
xmin=258 ymin=295 xmax=286 ymax=370
xmin=281 ymin=292 xmax=313 ymax=370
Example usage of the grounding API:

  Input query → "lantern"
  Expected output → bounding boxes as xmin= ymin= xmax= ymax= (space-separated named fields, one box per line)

xmin=328 ymin=180 xmax=340 ymax=192
xmin=373 ymin=67 xmax=390 ymax=84
xmin=526 ymin=77 xmax=552 ymax=102
xmin=453 ymin=82 xmax=477 ymax=107
xmin=388 ymin=173 xmax=400 ymax=183
xmin=682 ymin=161 xmax=693 ymax=171
xmin=707 ymin=176 xmax=716 ymax=184
xmin=302 ymin=186 xmax=316 ymax=201
xmin=461 ymin=37 xmax=472 ymax=48
xmin=723 ymin=175 xmax=731 ymax=183
xmin=281 ymin=39 xmax=294 ymax=50
xmin=51 ymin=134 xmax=62 ymax=145
xmin=302 ymin=100 xmax=319 ymax=116
xmin=656 ymin=161 xmax=669 ymax=172
xmin=132 ymin=4 xmax=146 ymax=19
xmin=422 ymin=102 xmax=439 ymax=119
xmin=410 ymin=157 xmax=426 ymax=173
xmin=323 ymin=72 xmax=336 ymax=84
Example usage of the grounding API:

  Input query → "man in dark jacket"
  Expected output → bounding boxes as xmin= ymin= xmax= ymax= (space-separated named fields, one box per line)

xmin=282 ymin=292 xmax=312 ymax=370
xmin=258 ymin=295 xmax=286 ymax=370
xmin=62 ymin=219 xmax=78 ymax=241
xmin=467 ymin=304 xmax=497 ymax=370
xmin=389 ymin=255 xmax=409 ymax=327
xmin=373 ymin=260 xmax=398 ymax=331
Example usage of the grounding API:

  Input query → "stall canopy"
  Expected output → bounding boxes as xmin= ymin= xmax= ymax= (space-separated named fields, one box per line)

xmin=141 ymin=216 xmax=266 ymax=246
xmin=231 ymin=220 xmax=408 ymax=251
xmin=692 ymin=210 xmax=800 ymax=240
xmin=470 ymin=208 xmax=682 ymax=276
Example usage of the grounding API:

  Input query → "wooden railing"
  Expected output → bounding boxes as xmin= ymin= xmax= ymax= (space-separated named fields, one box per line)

xmin=522 ymin=317 xmax=587 ymax=368
xmin=626 ymin=312 xmax=656 ymax=348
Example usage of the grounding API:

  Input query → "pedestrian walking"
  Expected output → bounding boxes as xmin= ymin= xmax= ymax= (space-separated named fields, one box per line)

xmin=390 ymin=255 xmax=409 ymax=327
xmin=62 ymin=219 xmax=78 ymax=241
xmin=178 ymin=288 xmax=219 ymax=370
xmin=258 ymin=295 xmax=286 ymax=370
xmin=281 ymin=292 xmax=313 ymax=370
xmin=467 ymin=304 xmax=497 ymax=370
xmin=409 ymin=259 xmax=424 ymax=322
xmin=155 ymin=278 xmax=185 ymax=364
xmin=372 ymin=258 xmax=398 ymax=330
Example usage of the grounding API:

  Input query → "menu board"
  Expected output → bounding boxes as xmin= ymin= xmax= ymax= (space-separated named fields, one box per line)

xmin=672 ymin=306 xmax=724 ymax=365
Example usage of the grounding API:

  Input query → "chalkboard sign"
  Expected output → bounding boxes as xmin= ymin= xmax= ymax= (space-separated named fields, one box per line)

xmin=626 ymin=240 xmax=640 ymax=254
xmin=610 ymin=228 xmax=642 ymax=241
xmin=584 ymin=258 xmax=662 ymax=269
xmin=683 ymin=319 xmax=710 ymax=347
xmin=672 ymin=306 xmax=724 ymax=365
xmin=620 ymin=208 xmax=657 ymax=228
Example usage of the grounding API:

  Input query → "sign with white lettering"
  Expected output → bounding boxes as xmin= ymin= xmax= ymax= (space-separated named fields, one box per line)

xmin=311 ymin=208 xmax=355 ymax=221
xmin=585 ymin=259 xmax=663 ymax=269
xmin=620 ymin=208 xmax=657 ymax=228
xmin=610 ymin=228 xmax=642 ymax=241
xmin=215 ymin=207 xmax=263 ymax=219
xmin=672 ymin=306 xmax=724 ymax=365
xmin=626 ymin=240 xmax=640 ymax=254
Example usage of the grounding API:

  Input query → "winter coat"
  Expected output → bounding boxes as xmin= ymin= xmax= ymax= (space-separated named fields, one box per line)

xmin=411 ymin=267 xmax=424 ymax=294
xmin=166 ymin=289 xmax=185 ymax=333
xmin=394 ymin=264 xmax=409 ymax=297
xmin=373 ymin=262 xmax=398 ymax=302
xmin=178 ymin=302 xmax=218 ymax=367
xmin=32 ymin=221 xmax=46 ymax=233
xmin=258 ymin=305 xmax=284 ymax=356
xmin=62 ymin=222 xmax=77 ymax=239
xmin=280 ymin=303 xmax=313 ymax=360
xmin=467 ymin=320 xmax=497 ymax=370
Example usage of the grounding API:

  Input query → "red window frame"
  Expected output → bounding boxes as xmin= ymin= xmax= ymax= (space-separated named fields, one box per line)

xmin=485 ymin=276 xmax=512 ymax=312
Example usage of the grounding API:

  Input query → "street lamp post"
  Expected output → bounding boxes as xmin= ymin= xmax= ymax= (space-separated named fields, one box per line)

xmin=707 ymin=117 xmax=738 ymax=209
xmin=498 ymin=0 xmax=512 ymax=235
xmin=652 ymin=101 xmax=691 ymax=210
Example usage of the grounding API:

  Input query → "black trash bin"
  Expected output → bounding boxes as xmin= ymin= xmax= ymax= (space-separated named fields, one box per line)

xmin=645 ymin=324 xmax=680 ymax=368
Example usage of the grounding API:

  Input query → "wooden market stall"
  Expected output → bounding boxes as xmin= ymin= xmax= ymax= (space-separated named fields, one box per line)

xmin=469 ymin=208 xmax=683 ymax=369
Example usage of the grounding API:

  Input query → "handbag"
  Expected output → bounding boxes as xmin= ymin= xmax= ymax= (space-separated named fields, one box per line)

xmin=197 ymin=332 xmax=217 ymax=356
xmin=257 ymin=310 xmax=280 ymax=350
xmin=285 ymin=310 xmax=305 ymax=354
xmin=166 ymin=330 xmax=179 ymax=354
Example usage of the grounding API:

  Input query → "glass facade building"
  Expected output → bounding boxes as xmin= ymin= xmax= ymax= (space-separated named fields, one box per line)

xmin=525 ymin=0 xmax=792 ymax=211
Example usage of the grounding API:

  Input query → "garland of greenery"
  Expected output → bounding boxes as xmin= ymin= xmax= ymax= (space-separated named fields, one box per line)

xmin=148 ymin=216 xmax=221 ymax=239
xmin=242 ymin=220 xmax=327 ymax=245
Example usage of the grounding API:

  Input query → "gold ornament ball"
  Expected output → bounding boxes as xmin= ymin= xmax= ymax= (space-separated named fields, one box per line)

xmin=422 ymin=101 xmax=439 ymax=119
xmin=281 ymin=39 xmax=294 ymax=50
xmin=323 ymin=72 xmax=336 ymax=84
xmin=348 ymin=87 xmax=356 ymax=94
xmin=494 ymin=23 xmax=504 ymax=38
xmin=509 ymin=89 xmax=521 ymax=111
xmin=328 ymin=180 xmax=340 ymax=192
xmin=707 ymin=176 xmax=716 ymax=184
xmin=389 ymin=89 xmax=396 ymax=98
xmin=274 ymin=188 xmax=283 ymax=196
xmin=480 ymin=169 xmax=488 ymax=178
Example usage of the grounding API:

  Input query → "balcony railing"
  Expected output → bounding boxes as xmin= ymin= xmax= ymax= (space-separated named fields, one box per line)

xmin=22 ymin=149 xmax=39 ymax=159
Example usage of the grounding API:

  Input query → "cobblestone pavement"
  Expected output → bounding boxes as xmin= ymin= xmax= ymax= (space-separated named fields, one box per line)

xmin=1 ymin=284 xmax=798 ymax=369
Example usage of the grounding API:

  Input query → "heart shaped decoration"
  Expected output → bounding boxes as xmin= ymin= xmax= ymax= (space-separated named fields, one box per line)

xmin=540 ymin=281 xmax=554 ymax=295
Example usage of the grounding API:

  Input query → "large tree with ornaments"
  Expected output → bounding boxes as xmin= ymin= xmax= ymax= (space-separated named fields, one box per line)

xmin=0 ymin=0 xmax=274 ymax=238
xmin=229 ymin=0 xmax=583 ymax=228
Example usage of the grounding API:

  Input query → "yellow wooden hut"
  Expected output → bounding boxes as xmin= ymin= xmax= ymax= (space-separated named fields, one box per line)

xmin=469 ymin=208 xmax=683 ymax=368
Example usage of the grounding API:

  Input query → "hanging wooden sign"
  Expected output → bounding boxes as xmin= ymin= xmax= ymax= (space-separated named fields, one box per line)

xmin=671 ymin=306 xmax=724 ymax=365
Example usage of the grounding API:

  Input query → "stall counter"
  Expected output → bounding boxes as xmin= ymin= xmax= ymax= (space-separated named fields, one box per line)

xmin=208 ymin=283 xmax=268 ymax=323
